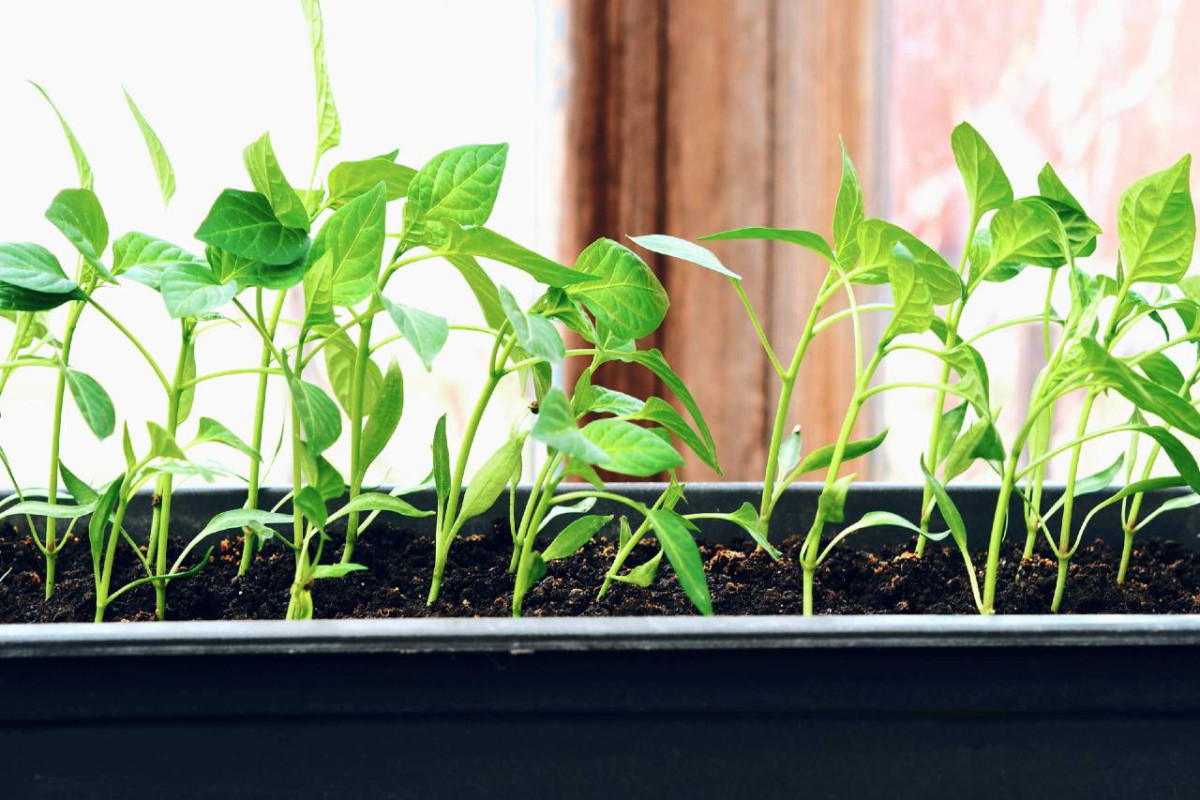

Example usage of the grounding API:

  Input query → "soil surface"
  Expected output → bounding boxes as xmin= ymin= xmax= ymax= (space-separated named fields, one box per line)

xmin=1 ymin=519 xmax=1199 ymax=622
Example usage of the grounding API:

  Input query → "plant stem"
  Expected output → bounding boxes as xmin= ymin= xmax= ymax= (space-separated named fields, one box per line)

xmin=915 ymin=303 xmax=965 ymax=557
xmin=94 ymin=489 xmax=131 ymax=623
xmin=341 ymin=310 xmax=375 ymax=563
xmin=148 ymin=323 xmax=192 ymax=621
xmin=240 ymin=291 xmax=287 ymax=576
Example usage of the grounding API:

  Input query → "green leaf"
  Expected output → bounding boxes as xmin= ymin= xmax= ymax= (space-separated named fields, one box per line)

xmin=499 ymin=286 xmax=564 ymax=364
xmin=66 ymin=369 xmax=115 ymax=439
xmin=646 ymin=508 xmax=712 ymax=615
xmin=123 ymin=89 xmax=175 ymax=207
xmin=988 ymin=197 xmax=1068 ymax=269
xmin=360 ymin=360 xmax=403 ymax=470
xmin=857 ymin=219 xmax=963 ymax=301
xmin=1138 ymin=352 xmax=1185 ymax=393
xmin=699 ymin=226 xmax=836 ymax=264
xmin=403 ymin=143 xmax=508 ymax=237
xmin=381 ymin=296 xmax=449 ymax=371
xmin=834 ymin=510 xmax=938 ymax=548
xmin=243 ymin=132 xmax=310 ymax=231
xmin=176 ymin=343 xmax=197 ymax=424
xmin=300 ymin=0 xmax=341 ymax=159
xmin=967 ymin=227 xmax=1024 ymax=286
xmin=88 ymin=478 xmax=123 ymax=572
xmin=582 ymin=419 xmax=683 ymax=477
xmin=581 ymin=385 xmax=644 ymax=417
xmin=724 ymin=501 xmax=782 ymax=559
xmin=290 ymin=378 xmax=342 ymax=455
xmin=198 ymin=508 xmax=293 ymax=538
xmin=613 ymin=548 xmax=663 ymax=587
xmin=312 ymin=563 xmax=367 ymax=580
xmin=1080 ymin=340 xmax=1200 ymax=437
xmin=833 ymin=139 xmax=865 ymax=264
xmin=446 ymin=255 xmax=505 ymax=328
xmin=30 ymin=81 xmax=91 ymax=190
xmin=327 ymin=157 xmax=414 ymax=209
xmin=629 ymin=234 xmax=741 ymax=279
xmin=568 ymin=238 xmax=668 ymax=340
xmin=122 ymin=424 xmax=136 ymax=472
xmin=882 ymin=251 xmax=934 ymax=341
xmin=0 ymin=282 xmax=78 ymax=311
xmin=195 ymin=189 xmax=309 ymax=266
xmin=0 ymin=499 xmax=96 ymax=522
xmin=934 ymin=404 xmax=968 ymax=466
xmin=161 ymin=263 xmax=237 ymax=319
xmin=537 ymin=497 xmax=597 ymax=532
xmin=950 ymin=122 xmax=1013 ymax=221
xmin=919 ymin=457 xmax=969 ymax=552
xmin=59 ymin=462 xmax=98 ymax=505
xmin=147 ymin=421 xmax=187 ymax=460
xmin=314 ymin=456 xmax=344 ymax=501
xmin=0 ymin=243 xmax=76 ymax=295
xmin=45 ymin=188 xmax=113 ymax=281
xmin=455 ymin=433 xmax=525 ymax=528
xmin=328 ymin=492 xmax=433 ymax=523
xmin=1119 ymin=155 xmax=1194 ymax=284
xmin=531 ymin=388 xmax=609 ymax=464
xmin=603 ymin=348 xmax=716 ymax=465
xmin=542 ymin=514 xmax=613 ymax=561
xmin=433 ymin=222 xmax=594 ymax=288
xmin=193 ymin=417 xmax=260 ymax=462
xmin=206 ymin=244 xmax=308 ymax=291
xmin=778 ymin=425 xmax=803 ymax=477
xmin=112 ymin=232 xmax=206 ymax=289
xmin=793 ymin=428 xmax=888 ymax=476
xmin=943 ymin=417 xmax=1001 ymax=483
xmin=632 ymin=396 xmax=719 ymax=473
xmin=432 ymin=414 xmax=450 ymax=505
xmin=321 ymin=327 xmax=382 ymax=416
xmin=294 ymin=485 xmax=328 ymax=529
xmin=304 ymin=182 xmax=385 ymax=306
xmin=817 ymin=473 xmax=856 ymax=523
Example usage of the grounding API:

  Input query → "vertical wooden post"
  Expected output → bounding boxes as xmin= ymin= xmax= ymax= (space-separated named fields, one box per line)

xmin=563 ymin=0 xmax=881 ymax=481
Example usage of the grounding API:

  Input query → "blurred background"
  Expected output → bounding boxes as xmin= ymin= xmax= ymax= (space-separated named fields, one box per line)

xmin=0 ymin=0 xmax=1193 ymax=489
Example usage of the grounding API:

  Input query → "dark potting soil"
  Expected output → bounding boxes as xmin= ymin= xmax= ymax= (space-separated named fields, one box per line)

xmin=1 ymin=519 xmax=1199 ymax=622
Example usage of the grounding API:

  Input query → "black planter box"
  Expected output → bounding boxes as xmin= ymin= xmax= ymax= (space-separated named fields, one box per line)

xmin=2 ymin=483 xmax=1199 ymax=799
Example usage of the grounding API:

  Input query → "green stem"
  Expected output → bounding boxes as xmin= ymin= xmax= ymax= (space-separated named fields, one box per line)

xmin=239 ymin=291 xmax=287 ymax=576
xmin=510 ymin=454 xmax=559 ymax=573
xmin=915 ymin=303 xmax=965 ymax=557
xmin=0 ymin=314 xmax=30 ymax=399
xmin=94 ymin=488 xmax=132 ymax=623
xmin=512 ymin=480 xmax=557 ymax=618
xmin=1117 ymin=529 xmax=1135 ymax=585
xmin=150 ymin=321 xmax=193 ymax=621
xmin=1050 ymin=556 xmax=1070 ymax=613
xmin=342 ymin=311 xmax=376 ymax=563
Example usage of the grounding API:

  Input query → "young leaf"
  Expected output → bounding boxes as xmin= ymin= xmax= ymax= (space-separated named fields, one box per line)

xmin=537 ymin=497 xmax=597 ymax=531
xmin=0 ymin=282 xmax=78 ymax=311
xmin=403 ymin=143 xmax=508 ymax=236
xmin=327 ymin=157 xmax=415 ymax=209
xmin=243 ymin=132 xmax=310 ymax=231
xmin=123 ymin=89 xmax=175 ymax=207
xmin=195 ymin=189 xmax=310 ymax=266
xmin=628 ymin=234 xmax=741 ymax=279
xmin=1138 ymin=352 xmax=1185 ymax=393
xmin=817 ymin=473 xmax=856 ymax=524
xmin=882 ymin=251 xmax=934 ymax=341
xmin=542 ymin=514 xmax=613 ymax=561
xmin=793 ymin=429 xmax=888 ymax=475
xmin=833 ymin=139 xmax=865 ymax=264
xmin=147 ymin=421 xmax=187 ymax=460
xmin=45 ymin=189 xmax=112 ymax=281
xmin=30 ymin=81 xmax=92 ymax=190
xmin=613 ymin=548 xmax=663 ymax=587
xmin=315 ymin=456 xmax=344 ymax=501
xmin=176 ymin=344 xmax=197 ymax=425
xmin=327 ymin=492 xmax=433 ymax=523
xmin=857 ymin=219 xmax=962 ymax=300
xmin=305 ymin=182 xmax=385 ymax=306
xmin=433 ymin=223 xmax=594 ymax=288
xmin=631 ymin=396 xmax=719 ymax=473
xmin=498 ymin=286 xmax=564 ymax=364
xmin=446 ymin=255 xmax=506 ymax=329
xmin=582 ymin=385 xmax=644 ymax=417
xmin=567 ymin=238 xmax=668 ymax=341
xmin=933 ymin=404 xmax=968 ymax=466
xmin=724 ymin=502 xmax=782 ymax=559
xmin=1118 ymin=155 xmax=1194 ymax=284
xmin=381 ymin=296 xmax=449 ymax=371
xmin=359 ymin=360 xmax=404 ymax=470
xmin=950 ymin=122 xmax=1013 ymax=221
xmin=321 ymin=328 xmax=382 ymax=415
xmin=193 ymin=417 xmax=260 ymax=462
xmin=603 ymin=348 xmax=716 ymax=464
xmin=312 ymin=563 xmax=367 ymax=580
xmin=1081 ymin=340 xmax=1200 ymax=437
xmin=198 ymin=508 xmax=293 ymax=538
xmin=112 ymin=232 xmax=206 ymax=288
xmin=294 ymin=485 xmax=328 ymax=529
xmin=300 ymin=0 xmax=341 ymax=159
xmin=160 ymin=263 xmax=237 ymax=318
xmin=455 ymin=433 xmax=525 ymax=527
xmin=88 ymin=478 xmax=123 ymax=571
xmin=0 ymin=243 xmax=77 ymax=295
xmin=943 ymin=417 xmax=1001 ymax=483
xmin=432 ymin=414 xmax=450 ymax=504
xmin=919 ymin=457 xmax=970 ymax=552
xmin=531 ymin=388 xmax=610 ymax=464
xmin=66 ymin=369 xmax=115 ymax=439
xmin=699 ymin=226 xmax=836 ymax=265
xmin=646 ymin=508 xmax=712 ymax=616
xmin=987 ymin=198 xmax=1068 ymax=268
xmin=582 ymin=419 xmax=683 ymax=477
xmin=59 ymin=462 xmax=99 ymax=505
xmin=289 ymin=378 xmax=342 ymax=455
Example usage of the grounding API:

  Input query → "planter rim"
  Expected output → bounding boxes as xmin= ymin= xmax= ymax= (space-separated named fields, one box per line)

xmin=5 ymin=615 xmax=1200 ymax=658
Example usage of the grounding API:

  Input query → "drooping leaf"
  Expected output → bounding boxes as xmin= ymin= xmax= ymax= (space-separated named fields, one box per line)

xmin=321 ymin=327 xmax=382 ymax=416
xmin=0 ymin=282 xmax=78 ymax=311
xmin=1138 ymin=352 xmax=1185 ymax=393
xmin=45 ymin=188 xmax=113 ymax=281
xmin=294 ymin=485 xmax=328 ymax=529
xmin=567 ymin=238 xmax=668 ymax=341
xmin=30 ymin=81 xmax=91 ymax=190
xmin=243 ymin=131 xmax=310 ymax=230
xmin=631 ymin=396 xmax=719 ymax=473
xmin=195 ymin=189 xmax=309 ymax=266
xmin=724 ymin=501 xmax=782 ymax=559
xmin=193 ymin=417 xmax=260 ymax=462
xmin=381 ymin=296 xmax=449 ymax=371
xmin=112 ymin=232 xmax=206 ymax=289
xmin=123 ymin=89 xmax=175 ymax=207
xmin=531 ymin=388 xmax=609 ymax=464
xmin=613 ymin=548 xmax=663 ymax=587
xmin=646 ymin=508 xmax=712 ymax=615
xmin=327 ymin=492 xmax=433 ymax=523
xmin=289 ymin=378 xmax=342 ymax=455
xmin=498 ymin=285 xmax=564 ymax=364
xmin=446 ymin=255 xmax=505 ymax=328
xmin=66 ymin=369 xmax=115 ymax=439
xmin=1118 ymin=155 xmax=1194 ymax=284
xmin=817 ymin=473 xmax=856 ymax=524
xmin=581 ymin=419 xmax=683 ymax=477
xmin=542 ymin=514 xmax=613 ymax=561
xmin=699 ymin=226 xmax=836 ymax=265
xmin=793 ymin=429 xmax=888 ymax=476
xmin=433 ymin=222 xmax=594 ymax=288
xmin=359 ymin=360 xmax=404 ymax=470
xmin=160 ymin=263 xmax=237 ymax=318
xmin=629 ymin=234 xmax=741 ymax=279
xmin=455 ymin=432 xmax=525 ymax=529
xmin=314 ymin=455 xmax=344 ymax=501
xmin=198 ymin=508 xmax=293 ymax=538
xmin=603 ymin=348 xmax=716 ymax=465
xmin=58 ymin=462 xmax=98 ymax=505
xmin=1080 ymin=340 xmax=1200 ymax=437
xmin=300 ymin=0 xmax=341 ymax=159
xmin=0 ymin=243 xmax=77 ymax=295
